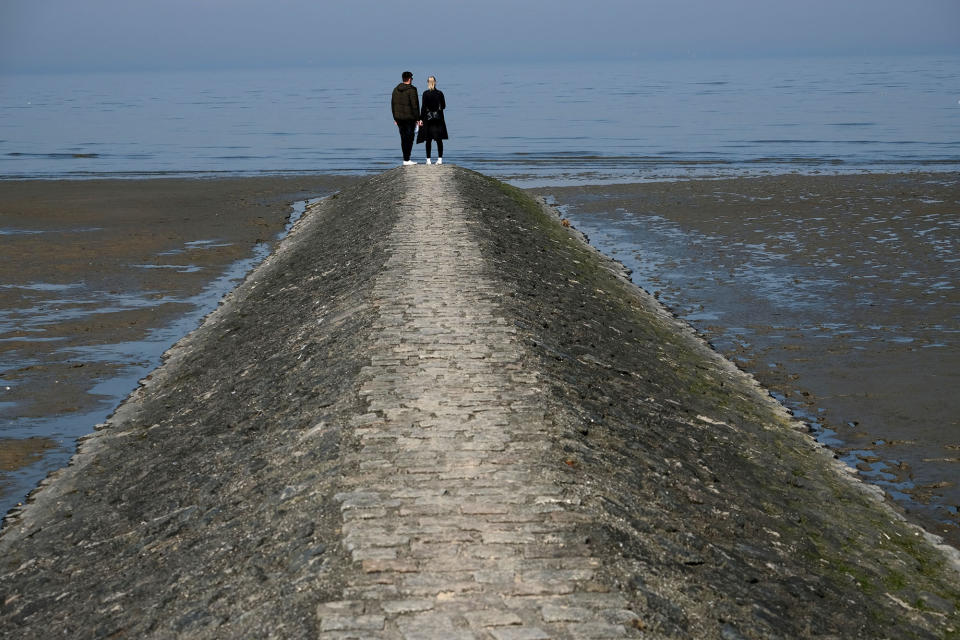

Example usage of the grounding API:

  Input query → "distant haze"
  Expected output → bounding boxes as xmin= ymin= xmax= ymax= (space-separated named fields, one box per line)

xmin=1 ymin=0 xmax=959 ymax=73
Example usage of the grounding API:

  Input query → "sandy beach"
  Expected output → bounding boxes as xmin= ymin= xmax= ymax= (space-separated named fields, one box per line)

xmin=0 ymin=176 xmax=359 ymax=513
xmin=533 ymin=172 xmax=960 ymax=546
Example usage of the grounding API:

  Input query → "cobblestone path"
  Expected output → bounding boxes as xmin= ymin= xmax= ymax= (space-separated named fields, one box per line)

xmin=320 ymin=166 xmax=640 ymax=639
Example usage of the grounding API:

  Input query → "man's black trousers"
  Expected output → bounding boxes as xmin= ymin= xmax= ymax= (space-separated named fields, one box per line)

xmin=397 ymin=120 xmax=416 ymax=161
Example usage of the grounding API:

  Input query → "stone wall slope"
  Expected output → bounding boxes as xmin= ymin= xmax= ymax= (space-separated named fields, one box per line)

xmin=1 ymin=167 xmax=957 ymax=639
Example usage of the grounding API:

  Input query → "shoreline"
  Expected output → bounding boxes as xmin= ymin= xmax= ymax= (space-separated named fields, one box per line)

xmin=4 ymin=164 xmax=960 ymax=187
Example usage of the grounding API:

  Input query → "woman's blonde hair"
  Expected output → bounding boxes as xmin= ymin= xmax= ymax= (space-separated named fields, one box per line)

xmin=427 ymin=76 xmax=436 ymax=90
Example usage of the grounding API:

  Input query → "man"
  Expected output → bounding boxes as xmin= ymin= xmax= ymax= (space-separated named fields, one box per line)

xmin=391 ymin=71 xmax=422 ymax=166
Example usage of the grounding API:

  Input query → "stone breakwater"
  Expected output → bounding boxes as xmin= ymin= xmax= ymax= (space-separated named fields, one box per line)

xmin=1 ymin=167 xmax=958 ymax=639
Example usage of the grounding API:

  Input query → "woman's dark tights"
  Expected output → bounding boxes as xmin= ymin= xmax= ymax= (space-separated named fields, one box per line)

xmin=425 ymin=139 xmax=443 ymax=159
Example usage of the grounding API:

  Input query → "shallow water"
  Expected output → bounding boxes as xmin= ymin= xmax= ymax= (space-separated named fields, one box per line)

xmin=0 ymin=198 xmax=319 ymax=520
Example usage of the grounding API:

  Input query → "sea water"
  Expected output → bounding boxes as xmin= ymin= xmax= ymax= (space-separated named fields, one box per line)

xmin=1 ymin=54 xmax=958 ymax=184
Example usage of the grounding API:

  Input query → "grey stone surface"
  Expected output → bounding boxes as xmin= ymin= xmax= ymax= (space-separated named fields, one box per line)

xmin=1 ymin=166 xmax=958 ymax=638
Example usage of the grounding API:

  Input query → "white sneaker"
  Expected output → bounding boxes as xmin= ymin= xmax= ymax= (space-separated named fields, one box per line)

xmin=436 ymin=158 xmax=443 ymax=165
xmin=426 ymin=158 xmax=432 ymax=165
xmin=402 ymin=160 xmax=417 ymax=165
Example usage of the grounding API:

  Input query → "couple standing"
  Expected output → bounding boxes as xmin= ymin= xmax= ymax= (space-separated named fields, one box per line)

xmin=391 ymin=71 xmax=449 ymax=166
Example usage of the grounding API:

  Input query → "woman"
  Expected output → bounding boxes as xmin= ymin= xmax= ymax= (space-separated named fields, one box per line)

xmin=416 ymin=76 xmax=448 ymax=165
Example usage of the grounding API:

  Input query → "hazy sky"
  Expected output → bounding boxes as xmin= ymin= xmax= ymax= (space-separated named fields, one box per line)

xmin=1 ymin=0 xmax=958 ymax=73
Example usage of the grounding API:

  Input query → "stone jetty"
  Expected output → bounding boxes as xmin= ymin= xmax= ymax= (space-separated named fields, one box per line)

xmin=1 ymin=166 xmax=958 ymax=639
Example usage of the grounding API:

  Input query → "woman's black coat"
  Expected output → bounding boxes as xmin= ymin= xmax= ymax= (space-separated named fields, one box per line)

xmin=417 ymin=89 xmax=449 ymax=143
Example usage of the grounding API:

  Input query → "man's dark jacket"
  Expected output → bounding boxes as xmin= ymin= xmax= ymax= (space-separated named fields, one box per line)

xmin=391 ymin=82 xmax=420 ymax=122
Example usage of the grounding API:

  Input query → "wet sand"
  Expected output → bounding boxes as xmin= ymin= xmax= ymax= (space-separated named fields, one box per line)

xmin=0 ymin=176 xmax=359 ymax=516
xmin=532 ymin=172 xmax=960 ymax=547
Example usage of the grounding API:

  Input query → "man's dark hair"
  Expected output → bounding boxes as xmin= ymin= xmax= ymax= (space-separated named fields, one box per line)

xmin=402 ymin=71 xmax=413 ymax=81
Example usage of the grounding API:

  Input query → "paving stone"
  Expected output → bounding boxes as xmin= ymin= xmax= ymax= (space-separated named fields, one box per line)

xmin=463 ymin=609 xmax=523 ymax=627
xmin=394 ymin=611 xmax=455 ymax=631
xmin=540 ymin=605 xmax=591 ymax=622
xmin=511 ymin=581 xmax=577 ymax=596
xmin=402 ymin=631 xmax=477 ymax=640
xmin=466 ymin=544 xmax=521 ymax=559
xmin=381 ymin=599 xmax=436 ymax=614
xmin=362 ymin=559 xmax=420 ymax=574
xmin=481 ymin=531 xmax=540 ymax=545
xmin=461 ymin=502 xmax=513 ymax=515
xmin=488 ymin=627 xmax=552 ymax=640
xmin=473 ymin=569 xmax=516 ymax=584
xmin=409 ymin=541 xmax=463 ymax=558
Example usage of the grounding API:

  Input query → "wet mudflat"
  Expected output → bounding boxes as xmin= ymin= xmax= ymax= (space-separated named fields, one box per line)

xmin=533 ymin=172 xmax=960 ymax=546
xmin=0 ymin=175 xmax=359 ymax=517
